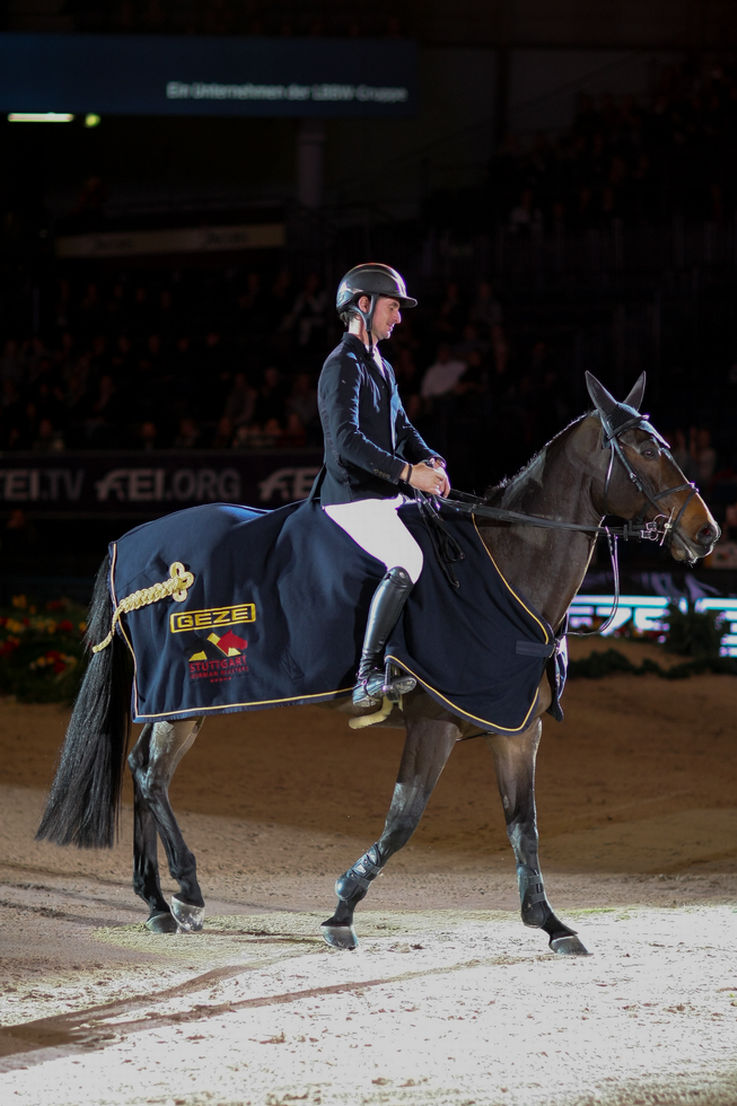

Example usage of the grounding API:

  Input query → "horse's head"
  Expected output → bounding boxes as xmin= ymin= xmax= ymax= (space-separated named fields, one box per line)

xmin=585 ymin=371 xmax=720 ymax=564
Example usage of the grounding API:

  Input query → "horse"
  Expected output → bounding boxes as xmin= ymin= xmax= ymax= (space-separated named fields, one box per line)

xmin=36 ymin=372 xmax=719 ymax=955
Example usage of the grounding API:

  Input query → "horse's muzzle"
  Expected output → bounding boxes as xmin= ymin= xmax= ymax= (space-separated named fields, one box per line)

xmin=671 ymin=519 xmax=721 ymax=564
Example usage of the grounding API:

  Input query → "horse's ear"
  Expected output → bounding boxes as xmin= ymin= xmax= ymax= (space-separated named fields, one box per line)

xmin=585 ymin=371 xmax=617 ymax=417
xmin=623 ymin=371 xmax=646 ymax=412
xmin=585 ymin=371 xmax=647 ymax=415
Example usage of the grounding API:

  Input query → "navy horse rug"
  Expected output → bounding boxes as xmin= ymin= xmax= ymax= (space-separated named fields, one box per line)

xmin=105 ymin=499 xmax=566 ymax=733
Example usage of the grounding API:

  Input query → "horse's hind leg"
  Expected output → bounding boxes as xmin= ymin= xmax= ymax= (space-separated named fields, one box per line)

xmin=128 ymin=718 xmax=205 ymax=933
xmin=322 ymin=717 xmax=459 ymax=950
xmin=488 ymin=722 xmax=588 ymax=955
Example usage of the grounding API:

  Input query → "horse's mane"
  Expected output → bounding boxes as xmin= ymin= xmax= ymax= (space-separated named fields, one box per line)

xmin=481 ymin=412 xmax=589 ymax=505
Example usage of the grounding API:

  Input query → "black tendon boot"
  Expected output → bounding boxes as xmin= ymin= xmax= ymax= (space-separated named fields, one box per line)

xmin=352 ymin=566 xmax=417 ymax=709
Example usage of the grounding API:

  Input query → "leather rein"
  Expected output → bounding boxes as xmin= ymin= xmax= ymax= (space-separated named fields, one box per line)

xmin=426 ymin=410 xmax=701 ymax=635
xmin=437 ymin=410 xmax=699 ymax=545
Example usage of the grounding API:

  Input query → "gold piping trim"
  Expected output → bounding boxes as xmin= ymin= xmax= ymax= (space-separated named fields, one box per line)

xmin=471 ymin=515 xmax=551 ymax=644
xmin=385 ymin=654 xmax=542 ymax=734
xmin=130 ymin=685 xmax=356 ymax=722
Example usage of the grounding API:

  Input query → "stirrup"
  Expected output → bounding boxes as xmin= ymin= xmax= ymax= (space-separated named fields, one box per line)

xmin=352 ymin=662 xmax=416 ymax=710
xmin=352 ymin=667 xmax=385 ymax=710
xmin=382 ymin=661 xmax=416 ymax=702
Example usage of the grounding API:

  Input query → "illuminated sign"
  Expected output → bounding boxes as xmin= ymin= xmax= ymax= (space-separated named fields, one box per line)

xmin=569 ymin=594 xmax=737 ymax=656
xmin=0 ymin=33 xmax=417 ymax=118
xmin=0 ymin=452 xmax=321 ymax=514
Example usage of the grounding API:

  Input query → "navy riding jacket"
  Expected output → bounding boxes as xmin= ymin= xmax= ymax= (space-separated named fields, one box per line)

xmin=312 ymin=333 xmax=438 ymax=504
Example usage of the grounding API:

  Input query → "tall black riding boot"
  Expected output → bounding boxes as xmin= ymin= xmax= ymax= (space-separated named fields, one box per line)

xmin=352 ymin=566 xmax=417 ymax=709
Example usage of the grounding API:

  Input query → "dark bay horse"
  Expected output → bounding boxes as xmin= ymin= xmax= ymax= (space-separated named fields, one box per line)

xmin=36 ymin=372 xmax=719 ymax=955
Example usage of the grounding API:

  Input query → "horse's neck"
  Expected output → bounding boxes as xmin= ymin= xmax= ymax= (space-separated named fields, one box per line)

xmin=482 ymin=424 xmax=602 ymax=631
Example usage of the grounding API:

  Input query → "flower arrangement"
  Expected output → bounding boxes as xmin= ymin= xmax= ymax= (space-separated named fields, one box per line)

xmin=0 ymin=595 xmax=88 ymax=702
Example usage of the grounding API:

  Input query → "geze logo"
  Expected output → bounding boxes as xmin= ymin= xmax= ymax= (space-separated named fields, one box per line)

xmin=170 ymin=603 xmax=256 ymax=633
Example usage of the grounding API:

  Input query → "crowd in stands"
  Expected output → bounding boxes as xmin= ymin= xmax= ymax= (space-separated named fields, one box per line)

xmin=0 ymin=267 xmax=552 ymax=486
xmin=0 ymin=263 xmax=729 ymax=503
xmin=1 ymin=46 xmax=736 ymax=500
xmin=479 ymin=58 xmax=737 ymax=236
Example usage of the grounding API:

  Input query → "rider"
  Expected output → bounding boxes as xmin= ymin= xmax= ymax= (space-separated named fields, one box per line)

xmin=311 ymin=262 xmax=451 ymax=709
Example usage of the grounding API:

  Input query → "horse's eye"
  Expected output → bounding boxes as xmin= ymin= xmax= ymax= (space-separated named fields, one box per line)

xmin=641 ymin=444 xmax=659 ymax=459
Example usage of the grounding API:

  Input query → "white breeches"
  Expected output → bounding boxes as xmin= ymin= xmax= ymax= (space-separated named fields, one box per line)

xmin=323 ymin=495 xmax=424 ymax=583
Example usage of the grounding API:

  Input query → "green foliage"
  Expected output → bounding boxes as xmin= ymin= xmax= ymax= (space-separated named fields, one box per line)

xmin=0 ymin=595 xmax=87 ymax=703
xmin=663 ymin=599 xmax=726 ymax=658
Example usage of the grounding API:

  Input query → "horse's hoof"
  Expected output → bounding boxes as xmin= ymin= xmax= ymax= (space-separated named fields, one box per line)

xmin=145 ymin=911 xmax=178 ymax=934
xmin=171 ymin=895 xmax=205 ymax=932
xmin=321 ymin=922 xmax=359 ymax=950
xmin=550 ymin=933 xmax=590 ymax=956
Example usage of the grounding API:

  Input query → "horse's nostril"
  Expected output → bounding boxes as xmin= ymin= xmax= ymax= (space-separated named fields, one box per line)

xmin=699 ymin=522 xmax=720 ymax=547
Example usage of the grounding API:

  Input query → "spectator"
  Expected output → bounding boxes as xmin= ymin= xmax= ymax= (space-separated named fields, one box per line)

xmin=0 ymin=338 xmax=23 ymax=385
xmin=173 ymin=414 xmax=203 ymax=450
xmin=222 ymin=371 xmax=257 ymax=431
xmin=0 ymin=379 xmax=28 ymax=449
xmin=32 ymin=416 xmax=65 ymax=453
xmin=468 ymin=280 xmax=503 ymax=336
xmin=393 ymin=346 xmax=423 ymax=422
xmin=670 ymin=429 xmax=695 ymax=478
xmin=420 ymin=342 xmax=468 ymax=400
xmin=278 ymin=271 xmax=329 ymax=358
xmin=83 ymin=373 xmax=125 ymax=447
xmin=109 ymin=334 xmax=135 ymax=379
xmin=134 ymin=419 xmax=160 ymax=451
xmin=210 ymin=415 xmax=236 ymax=449
xmin=252 ymin=365 xmax=289 ymax=428
xmin=232 ymin=271 xmax=268 ymax=352
xmin=285 ymin=371 xmax=319 ymax=443
xmin=690 ymin=426 xmax=717 ymax=487
xmin=432 ymin=280 xmax=465 ymax=340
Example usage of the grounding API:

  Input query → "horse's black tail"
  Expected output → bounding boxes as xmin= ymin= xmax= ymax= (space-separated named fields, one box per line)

xmin=36 ymin=556 xmax=132 ymax=849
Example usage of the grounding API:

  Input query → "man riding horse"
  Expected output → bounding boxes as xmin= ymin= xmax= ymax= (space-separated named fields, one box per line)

xmin=310 ymin=263 xmax=452 ymax=710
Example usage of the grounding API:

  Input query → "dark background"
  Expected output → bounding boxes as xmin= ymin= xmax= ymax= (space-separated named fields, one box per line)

xmin=1 ymin=1 xmax=737 ymax=595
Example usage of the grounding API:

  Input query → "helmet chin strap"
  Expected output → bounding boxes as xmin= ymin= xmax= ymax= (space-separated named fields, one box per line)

xmin=355 ymin=294 xmax=377 ymax=354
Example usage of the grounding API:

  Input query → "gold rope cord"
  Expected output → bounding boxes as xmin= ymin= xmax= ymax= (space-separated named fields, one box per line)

xmin=92 ymin=561 xmax=195 ymax=653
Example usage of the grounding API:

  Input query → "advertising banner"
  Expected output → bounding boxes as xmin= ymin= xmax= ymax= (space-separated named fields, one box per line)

xmin=0 ymin=33 xmax=417 ymax=118
xmin=0 ymin=451 xmax=322 ymax=517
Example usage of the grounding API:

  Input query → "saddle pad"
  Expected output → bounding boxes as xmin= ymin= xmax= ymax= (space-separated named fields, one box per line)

xmin=108 ymin=499 xmax=564 ymax=732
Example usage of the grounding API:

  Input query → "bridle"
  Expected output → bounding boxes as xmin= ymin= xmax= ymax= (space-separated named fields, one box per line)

xmin=437 ymin=408 xmax=700 ymax=548
xmin=420 ymin=407 xmax=703 ymax=632
xmin=598 ymin=405 xmax=699 ymax=551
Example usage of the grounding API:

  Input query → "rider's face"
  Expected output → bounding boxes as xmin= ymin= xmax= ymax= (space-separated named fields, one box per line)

xmin=370 ymin=296 xmax=402 ymax=342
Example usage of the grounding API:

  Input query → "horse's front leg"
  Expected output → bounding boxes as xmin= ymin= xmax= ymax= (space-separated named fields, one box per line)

xmin=128 ymin=717 xmax=205 ymax=933
xmin=322 ymin=717 xmax=459 ymax=950
xmin=488 ymin=721 xmax=588 ymax=955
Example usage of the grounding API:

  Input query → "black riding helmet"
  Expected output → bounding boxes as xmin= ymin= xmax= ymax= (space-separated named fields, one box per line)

xmin=336 ymin=262 xmax=417 ymax=349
